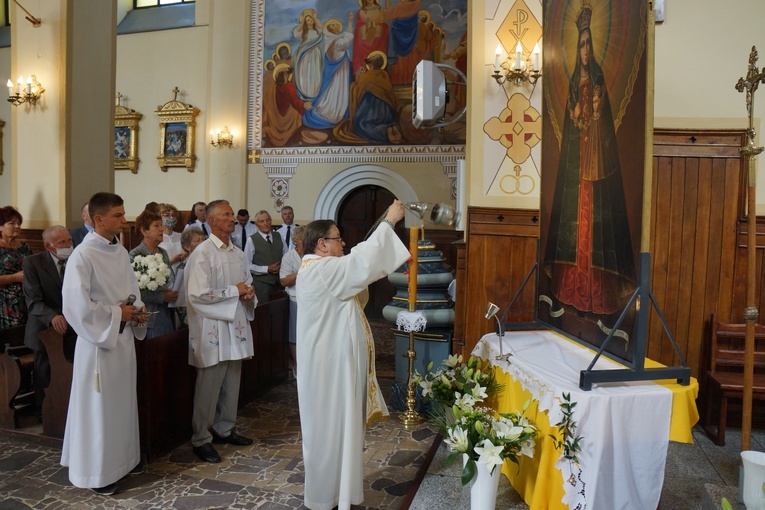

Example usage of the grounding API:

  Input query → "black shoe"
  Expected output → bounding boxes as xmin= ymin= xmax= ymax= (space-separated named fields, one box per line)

xmin=129 ymin=461 xmax=146 ymax=475
xmin=192 ymin=443 xmax=222 ymax=463
xmin=211 ymin=430 xmax=253 ymax=446
xmin=91 ymin=483 xmax=118 ymax=496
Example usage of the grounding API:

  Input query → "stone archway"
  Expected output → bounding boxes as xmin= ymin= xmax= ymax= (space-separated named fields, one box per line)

xmin=313 ymin=165 xmax=419 ymax=225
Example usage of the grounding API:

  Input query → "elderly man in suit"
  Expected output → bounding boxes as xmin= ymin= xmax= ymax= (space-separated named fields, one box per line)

xmin=244 ymin=210 xmax=284 ymax=304
xmin=69 ymin=202 xmax=94 ymax=247
xmin=22 ymin=225 xmax=73 ymax=408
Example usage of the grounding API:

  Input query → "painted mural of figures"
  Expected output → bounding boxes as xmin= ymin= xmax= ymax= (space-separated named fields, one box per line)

xmin=262 ymin=64 xmax=327 ymax=147
xmin=543 ymin=4 xmax=636 ymax=315
xmin=303 ymin=14 xmax=355 ymax=129
xmin=444 ymin=31 xmax=467 ymax=110
xmin=275 ymin=42 xmax=293 ymax=66
xmin=383 ymin=0 xmax=421 ymax=85
xmin=334 ymin=51 xmax=402 ymax=144
xmin=292 ymin=9 xmax=323 ymax=101
xmin=263 ymin=59 xmax=277 ymax=95
xmin=352 ymin=0 xmax=388 ymax=78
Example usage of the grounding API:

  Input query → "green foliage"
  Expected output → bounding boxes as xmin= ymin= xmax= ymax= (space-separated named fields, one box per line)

xmin=720 ymin=497 xmax=732 ymax=510
xmin=548 ymin=392 xmax=584 ymax=464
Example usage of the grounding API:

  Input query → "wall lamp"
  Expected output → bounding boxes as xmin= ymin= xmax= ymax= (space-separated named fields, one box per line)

xmin=492 ymin=42 xmax=542 ymax=87
xmin=6 ymin=75 xmax=44 ymax=106
xmin=210 ymin=126 xmax=234 ymax=148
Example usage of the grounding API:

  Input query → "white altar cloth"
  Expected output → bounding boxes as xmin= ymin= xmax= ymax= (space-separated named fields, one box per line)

xmin=473 ymin=330 xmax=675 ymax=510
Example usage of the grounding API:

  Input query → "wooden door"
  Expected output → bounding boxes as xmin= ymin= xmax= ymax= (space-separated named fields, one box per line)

xmin=337 ymin=185 xmax=399 ymax=319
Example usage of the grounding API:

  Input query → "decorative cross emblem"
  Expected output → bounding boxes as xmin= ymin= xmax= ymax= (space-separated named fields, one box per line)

xmin=484 ymin=92 xmax=541 ymax=164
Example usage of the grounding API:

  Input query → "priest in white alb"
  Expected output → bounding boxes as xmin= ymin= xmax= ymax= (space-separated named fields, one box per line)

xmin=61 ymin=192 xmax=146 ymax=496
xmin=186 ymin=200 xmax=257 ymax=464
xmin=296 ymin=200 xmax=410 ymax=510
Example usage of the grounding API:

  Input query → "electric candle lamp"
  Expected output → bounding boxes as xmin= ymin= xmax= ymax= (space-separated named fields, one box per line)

xmin=6 ymin=79 xmax=13 ymax=97
xmin=494 ymin=45 xmax=501 ymax=72
xmin=16 ymin=76 xmax=22 ymax=94
xmin=533 ymin=43 xmax=541 ymax=71
xmin=25 ymin=76 xmax=32 ymax=95
xmin=515 ymin=42 xmax=523 ymax=70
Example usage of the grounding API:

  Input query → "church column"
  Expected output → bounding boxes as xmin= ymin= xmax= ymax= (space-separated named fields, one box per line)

xmin=204 ymin=0 xmax=249 ymax=207
xmin=12 ymin=0 xmax=116 ymax=229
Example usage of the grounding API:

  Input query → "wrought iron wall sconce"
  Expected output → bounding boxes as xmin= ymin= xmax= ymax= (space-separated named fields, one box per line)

xmin=6 ymin=75 xmax=44 ymax=106
xmin=492 ymin=42 xmax=542 ymax=87
xmin=210 ymin=126 xmax=233 ymax=148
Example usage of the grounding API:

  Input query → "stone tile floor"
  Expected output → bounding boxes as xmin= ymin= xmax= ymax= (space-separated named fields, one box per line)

xmin=0 ymin=379 xmax=437 ymax=510
xmin=1 ymin=373 xmax=763 ymax=510
xmin=410 ymin=423 xmax=765 ymax=510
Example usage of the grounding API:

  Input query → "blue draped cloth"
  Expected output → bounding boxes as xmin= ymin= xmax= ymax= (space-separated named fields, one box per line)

xmin=303 ymin=52 xmax=351 ymax=129
xmin=388 ymin=13 xmax=418 ymax=66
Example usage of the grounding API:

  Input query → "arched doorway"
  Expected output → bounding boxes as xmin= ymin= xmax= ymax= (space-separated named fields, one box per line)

xmin=337 ymin=185 xmax=401 ymax=319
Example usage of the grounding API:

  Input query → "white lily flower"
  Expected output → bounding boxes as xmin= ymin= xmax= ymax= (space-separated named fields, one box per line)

xmin=472 ymin=382 xmax=488 ymax=402
xmin=455 ymin=392 xmax=475 ymax=409
xmin=520 ymin=438 xmax=535 ymax=458
xmin=444 ymin=354 xmax=461 ymax=368
xmin=444 ymin=425 xmax=469 ymax=453
xmin=474 ymin=439 xmax=504 ymax=473
xmin=420 ymin=379 xmax=433 ymax=397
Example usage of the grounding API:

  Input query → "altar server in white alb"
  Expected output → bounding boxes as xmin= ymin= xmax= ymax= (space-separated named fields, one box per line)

xmin=186 ymin=200 xmax=257 ymax=464
xmin=297 ymin=199 xmax=409 ymax=510
xmin=61 ymin=192 xmax=146 ymax=496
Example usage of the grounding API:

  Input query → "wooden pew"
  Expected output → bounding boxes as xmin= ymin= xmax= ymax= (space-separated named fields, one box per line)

xmin=0 ymin=325 xmax=35 ymax=429
xmin=703 ymin=315 xmax=765 ymax=445
xmin=39 ymin=327 xmax=76 ymax=438
xmin=135 ymin=327 xmax=195 ymax=462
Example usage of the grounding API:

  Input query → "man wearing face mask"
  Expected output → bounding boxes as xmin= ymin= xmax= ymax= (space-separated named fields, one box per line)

xmin=22 ymin=225 xmax=73 ymax=410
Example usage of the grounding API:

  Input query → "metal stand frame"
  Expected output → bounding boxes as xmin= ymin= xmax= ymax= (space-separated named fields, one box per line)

xmin=497 ymin=240 xmax=692 ymax=390
xmin=578 ymin=252 xmax=691 ymax=390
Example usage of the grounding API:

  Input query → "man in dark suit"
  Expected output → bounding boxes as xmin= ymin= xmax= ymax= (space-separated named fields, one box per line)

xmin=69 ymin=201 xmax=94 ymax=247
xmin=243 ymin=210 xmax=283 ymax=304
xmin=22 ymin=225 xmax=73 ymax=407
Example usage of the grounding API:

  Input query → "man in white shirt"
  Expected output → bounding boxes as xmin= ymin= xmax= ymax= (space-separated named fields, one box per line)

xmin=231 ymin=209 xmax=257 ymax=251
xmin=276 ymin=205 xmax=298 ymax=255
xmin=186 ymin=200 xmax=256 ymax=464
xmin=183 ymin=201 xmax=210 ymax=236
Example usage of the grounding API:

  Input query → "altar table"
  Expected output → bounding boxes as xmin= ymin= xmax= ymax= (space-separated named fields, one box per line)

xmin=472 ymin=331 xmax=699 ymax=510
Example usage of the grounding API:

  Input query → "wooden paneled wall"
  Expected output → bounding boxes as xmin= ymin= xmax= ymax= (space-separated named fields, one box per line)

xmin=455 ymin=129 xmax=750 ymax=382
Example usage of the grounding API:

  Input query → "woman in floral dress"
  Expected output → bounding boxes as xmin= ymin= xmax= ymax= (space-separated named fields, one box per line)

xmin=0 ymin=206 xmax=32 ymax=329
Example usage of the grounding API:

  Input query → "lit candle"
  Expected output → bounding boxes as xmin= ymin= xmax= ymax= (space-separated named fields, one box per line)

xmin=494 ymin=45 xmax=501 ymax=72
xmin=209 ymin=130 xmax=215 ymax=143
xmin=16 ymin=76 xmax=22 ymax=94
xmin=533 ymin=43 xmax=541 ymax=71
xmin=25 ymin=76 xmax=32 ymax=95
xmin=6 ymin=79 xmax=13 ymax=97
xmin=408 ymin=226 xmax=418 ymax=312
xmin=515 ymin=43 xmax=523 ymax=70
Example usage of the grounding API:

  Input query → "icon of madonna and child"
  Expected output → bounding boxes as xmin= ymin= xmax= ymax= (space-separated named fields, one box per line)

xmin=259 ymin=0 xmax=467 ymax=149
xmin=538 ymin=0 xmax=649 ymax=361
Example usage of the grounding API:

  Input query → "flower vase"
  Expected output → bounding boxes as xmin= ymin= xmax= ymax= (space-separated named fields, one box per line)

xmin=463 ymin=455 xmax=502 ymax=510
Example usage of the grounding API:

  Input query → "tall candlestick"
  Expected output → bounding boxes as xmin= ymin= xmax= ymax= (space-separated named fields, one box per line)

xmin=408 ymin=226 xmax=418 ymax=312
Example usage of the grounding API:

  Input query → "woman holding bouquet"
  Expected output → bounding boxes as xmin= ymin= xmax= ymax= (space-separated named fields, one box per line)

xmin=129 ymin=210 xmax=178 ymax=338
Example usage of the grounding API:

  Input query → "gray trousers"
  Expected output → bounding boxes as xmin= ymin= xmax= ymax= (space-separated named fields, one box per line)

xmin=191 ymin=359 xmax=242 ymax=447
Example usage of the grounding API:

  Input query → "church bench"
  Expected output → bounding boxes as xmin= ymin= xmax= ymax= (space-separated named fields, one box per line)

xmin=703 ymin=315 xmax=765 ymax=446
xmin=0 ymin=325 xmax=35 ymax=429
xmin=39 ymin=327 xmax=76 ymax=438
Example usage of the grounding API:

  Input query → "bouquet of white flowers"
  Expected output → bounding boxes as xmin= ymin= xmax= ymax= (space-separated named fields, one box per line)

xmin=415 ymin=354 xmax=536 ymax=485
xmin=443 ymin=400 xmax=537 ymax=485
xmin=413 ymin=354 xmax=502 ymax=409
xmin=131 ymin=253 xmax=171 ymax=291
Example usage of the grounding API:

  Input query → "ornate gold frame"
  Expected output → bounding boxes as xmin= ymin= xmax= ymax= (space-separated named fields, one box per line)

xmin=155 ymin=87 xmax=200 ymax=172
xmin=114 ymin=92 xmax=142 ymax=173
